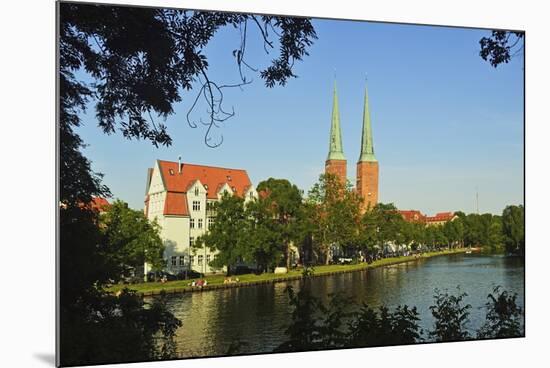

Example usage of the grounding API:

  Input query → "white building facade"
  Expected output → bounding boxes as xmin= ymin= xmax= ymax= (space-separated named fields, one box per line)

xmin=144 ymin=159 xmax=257 ymax=274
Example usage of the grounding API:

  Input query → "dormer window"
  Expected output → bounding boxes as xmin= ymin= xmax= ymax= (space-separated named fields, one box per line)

xmin=204 ymin=184 xmax=208 ymax=190
xmin=232 ymin=186 xmax=236 ymax=192
xmin=169 ymin=169 xmax=174 ymax=175
xmin=226 ymin=175 xmax=232 ymax=181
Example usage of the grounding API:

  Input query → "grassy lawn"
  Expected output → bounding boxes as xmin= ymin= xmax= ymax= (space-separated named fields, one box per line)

xmin=108 ymin=248 xmax=468 ymax=295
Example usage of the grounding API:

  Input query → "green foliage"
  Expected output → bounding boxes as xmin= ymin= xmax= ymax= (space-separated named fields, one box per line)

xmin=348 ymin=304 xmax=422 ymax=347
xmin=277 ymin=285 xmax=522 ymax=353
xmin=428 ymin=288 xmax=472 ymax=341
xmin=256 ymin=178 xmax=304 ymax=268
xmin=196 ymin=193 xmax=247 ymax=271
xmin=502 ymin=205 xmax=525 ymax=255
xmin=477 ymin=286 xmax=524 ymax=339
xmin=60 ymin=289 xmax=182 ymax=366
xmin=308 ymin=174 xmax=362 ymax=263
xmin=100 ymin=200 xmax=165 ymax=278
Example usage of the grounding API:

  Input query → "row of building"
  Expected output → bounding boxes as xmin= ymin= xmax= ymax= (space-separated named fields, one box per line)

xmin=91 ymin=81 xmax=458 ymax=275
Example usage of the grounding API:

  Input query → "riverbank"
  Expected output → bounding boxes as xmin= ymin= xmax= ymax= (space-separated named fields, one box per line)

xmin=109 ymin=248 xmax=472 ymax=296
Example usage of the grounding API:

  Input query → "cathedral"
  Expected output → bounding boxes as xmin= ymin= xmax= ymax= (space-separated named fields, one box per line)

xmin=325 ymin=82 xmax=379 ymax=210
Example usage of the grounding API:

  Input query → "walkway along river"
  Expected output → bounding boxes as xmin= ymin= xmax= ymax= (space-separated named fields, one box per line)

xmin=157 ymin=253 xmax=524 ymax=358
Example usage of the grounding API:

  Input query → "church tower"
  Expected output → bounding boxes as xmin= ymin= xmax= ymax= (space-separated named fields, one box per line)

xmin=356 ymin=82 xmax=379 ymax=210
xmin=325 ymin=81 xmax=347 ymax=184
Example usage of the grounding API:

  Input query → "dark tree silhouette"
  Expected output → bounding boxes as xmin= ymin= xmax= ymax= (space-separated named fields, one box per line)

xmin=60 ymin=2 xmax=317 ymax=148
xmin=479 ymin=31 xmax=524 ymax=67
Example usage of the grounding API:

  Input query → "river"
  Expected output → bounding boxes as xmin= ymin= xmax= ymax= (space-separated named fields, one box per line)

xmin=161 ymin=253 xmax=524 ymax=358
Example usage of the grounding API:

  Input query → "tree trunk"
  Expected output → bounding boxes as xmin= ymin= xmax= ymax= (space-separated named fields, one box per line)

xmin=325 ymin=246 xmax=330 ymax=265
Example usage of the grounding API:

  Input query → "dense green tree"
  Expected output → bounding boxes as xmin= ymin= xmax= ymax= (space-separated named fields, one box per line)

xmin=502 ymin=205 xmax=525 ymax=255
xmin=240 ymin=198 xmax=284 ymax=272
xmin=196 ymin=193 xmax=247 ymax=272
xmin=256 ymin=178 xmax=304 ymax=269
xmin=374 ymin=203 xmax=407 ymax=249
xmin=307 ymin=174 xmax=362 ymax=264
xmin=428 ymin=288 xmax=471 ymax=342
xmin=100 ymin=200 xmax=165 ymax=279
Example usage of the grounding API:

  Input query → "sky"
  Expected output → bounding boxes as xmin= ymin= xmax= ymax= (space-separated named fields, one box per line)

xmin=74 ymin=15 xmax=524 ymax=215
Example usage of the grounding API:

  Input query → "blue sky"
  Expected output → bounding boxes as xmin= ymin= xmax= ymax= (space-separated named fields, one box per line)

xmin=75 ymin=16 xmax=524 ymax=215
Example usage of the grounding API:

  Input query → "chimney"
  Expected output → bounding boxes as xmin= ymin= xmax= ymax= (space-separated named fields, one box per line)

xmin=178 ymin=155 xmax=182 ymax=174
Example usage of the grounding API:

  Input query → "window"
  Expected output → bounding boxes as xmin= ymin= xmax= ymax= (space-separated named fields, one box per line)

xmin=198 ymin=219 xmax=203 ymax=229
xmin=171 ymin=256 xmax=177 ymax=266
xmin=226 ymin=175 xmax=232 ymax=181
xmin=198 ymin=255 xmax=203 ymax=266
xmin=179 ymin=256 xmax=185 ymax=266
xmin=190 ymin=256 xmax=194 ymax=265
xmin=249 ymin=191 xmax=254 ymax=199
xmin=169 ymin=169 xmax=174 ymax=175
xmin=206 ymin=255 xmax=211 ymax=264
xmin=194 ymin=187 xmax=199 ymax=196
xmin=208 ymin=217 xmax=214 ymax=227
xmin=190 ymin=237 xmax=195 ymax=247
xmin=190 ymin=218 xmax=195 ymax=228
xmin=193 ymin=201 xmax=200 ymax=211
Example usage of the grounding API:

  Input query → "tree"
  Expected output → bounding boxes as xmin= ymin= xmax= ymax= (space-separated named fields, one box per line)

xmin=307 ymin=174 xmax=362 ymax=264
xmin=480 ymin=31 xmax=524 ymax=68
xmin=100 ymin=200 xmax=165 ymax=279
xmin=195 ymin=193 xmax=247 ymax=273
xmin=256 ymin=178 xmax=304 ymax=269
xmin=477 ymin=286 xmax=524 ymax=339
xmin=502 ymin=205 xmax=525 ymax=255
xmin=240 ymin=198 xmax=284 ymax=272
xmin=428 ymin=288 xmax=471 ymax=342
xmin=60 ymin=3 xmax=317 ymax=148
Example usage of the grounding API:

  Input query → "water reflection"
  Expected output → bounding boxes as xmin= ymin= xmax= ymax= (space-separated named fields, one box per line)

xmin=159 ymin=254 xmax=524 ymax=358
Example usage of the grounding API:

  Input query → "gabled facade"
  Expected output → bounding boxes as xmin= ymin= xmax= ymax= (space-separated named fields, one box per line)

xmin=144 ymin=159 xmax=257 ymax=274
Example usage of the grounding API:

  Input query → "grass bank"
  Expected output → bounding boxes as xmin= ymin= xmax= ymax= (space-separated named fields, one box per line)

xmin=109 ymin=248 xmax=471 ymax=296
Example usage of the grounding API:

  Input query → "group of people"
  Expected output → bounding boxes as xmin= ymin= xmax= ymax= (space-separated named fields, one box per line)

xmin=190 ymin=279 xmax=207 ymax=287
xmin=223 ymin=277 xmax=240 ymax=284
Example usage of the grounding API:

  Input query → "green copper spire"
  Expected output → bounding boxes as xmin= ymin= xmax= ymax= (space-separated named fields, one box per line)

xmin=327 ymin=81 xmax=346 ymax=161
xmin=358 ymin=81 xmax=377 ymax=162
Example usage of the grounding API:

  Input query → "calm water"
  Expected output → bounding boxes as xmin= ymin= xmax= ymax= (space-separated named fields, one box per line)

xmin=160 ymin=254 xmax=524 ymax=358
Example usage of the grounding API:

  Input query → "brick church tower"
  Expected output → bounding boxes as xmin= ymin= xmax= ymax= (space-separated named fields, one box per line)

xmin=356 ymin=82 xmax=379 ymax=210
xmin=325 ymin=82 xmax=347 ymax=184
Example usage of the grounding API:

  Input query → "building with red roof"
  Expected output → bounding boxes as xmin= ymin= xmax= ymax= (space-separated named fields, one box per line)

xmin=425 ymin=212 xmax=458 ymax=226
xmin=398 ymin=210 xmax=427 ymax=224
xmin=398 ymin=209 xmax=457 ymax=227
xmin=144 ymin=159 xmax=257 ymax=274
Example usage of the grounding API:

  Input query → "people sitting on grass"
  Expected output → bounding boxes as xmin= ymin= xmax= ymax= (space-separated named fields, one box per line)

xmin=223 ymin=277 xmax=240 ymax=284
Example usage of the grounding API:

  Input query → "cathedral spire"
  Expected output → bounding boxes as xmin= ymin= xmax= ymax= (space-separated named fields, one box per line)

xmin=358 ymin=81 xmax=377 ymax=162
xmin=327 ymin=81 xmax=346 ymax=161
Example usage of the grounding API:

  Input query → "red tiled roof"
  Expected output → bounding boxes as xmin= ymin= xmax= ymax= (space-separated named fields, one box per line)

xmin=426 ymin=212 xmax=456 ymax=222
xmin=89 ymin=197 xmax=110 ymax=212
xmin=398 ymin=210 xmax=427 ymax=223
xmin=164 ymin=192 xmax=189 ymax=216
xmin=157 ymin=160 xmax=252 ymax=199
